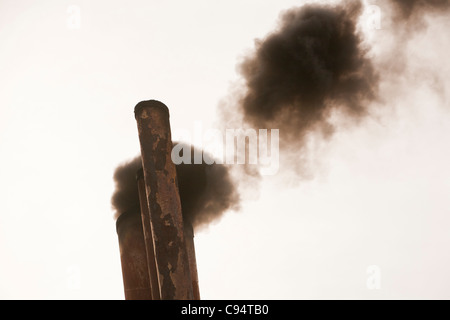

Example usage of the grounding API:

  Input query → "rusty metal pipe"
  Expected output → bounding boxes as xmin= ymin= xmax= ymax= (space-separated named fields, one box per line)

xmin=137 ymin=168 xmax=161 ymax=300
xmin=184 ymin=221 xmax=200 ymax=300
xmin=134 ymin=100 xmax=194 ymax=300
xmin=116 ymin=210 xmax=152 ymax=300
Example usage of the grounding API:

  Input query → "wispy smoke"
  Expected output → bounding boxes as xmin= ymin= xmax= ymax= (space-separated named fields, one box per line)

xmin=372 ymin=0 xmax=450 ymax=97
xmin=382 ymin=0 xmax=450 ymax=47
xmin=111 ymin=144 xmax=239 ymax=229
xmin=389 ymin=0 xmax=450 ymax=19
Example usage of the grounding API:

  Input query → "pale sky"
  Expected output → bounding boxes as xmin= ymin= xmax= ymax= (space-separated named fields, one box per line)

xmin=1 ymin=0 xmax=450 ymax=299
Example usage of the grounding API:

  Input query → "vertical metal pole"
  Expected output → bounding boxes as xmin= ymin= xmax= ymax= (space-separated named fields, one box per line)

xmin=134 ymin=100 xmax=194 ymax=300
xmin=184 ymin=221 xmax=201 ymax=300
xmin=137 ymin=168 xmax=161 ymax=300
xmin=116 ymin=210 xmax=152 ymax=300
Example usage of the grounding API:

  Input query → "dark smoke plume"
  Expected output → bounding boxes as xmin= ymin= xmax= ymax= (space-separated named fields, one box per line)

xmin=240 ymin=1 xmax=376 ymax=126
xmin=175 ymin=143 xmax=240 ymax=229
xmin=111 ymin=144 xmax=240 ymax=229
xmin=111 ymin=0 xmax=450 ymax=228
xmin=227 ymin=0 xmax=450 ymax=180
xmin=111 ymin=156 xmax=142 ymax=219
xmin=227 ymin=0 xmax=379 ymax=176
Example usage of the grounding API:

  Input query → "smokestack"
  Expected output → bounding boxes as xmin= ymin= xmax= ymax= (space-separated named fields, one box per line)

xmin=184 ymin=220 xmax=200 ymax=300
xmin=137 ymin=168 xmax=161 ymax=300
xmin=139 ymin=166 xmax=200 ymax=300
xmin=115 ymin=210 xmax=153 ymax=300
xmin=134 ymin=100 xmax=194 ymax=300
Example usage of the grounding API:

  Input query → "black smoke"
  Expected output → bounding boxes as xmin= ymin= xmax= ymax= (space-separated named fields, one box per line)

xmin=175 ymin=143 xmax=240 ymax=229
xmin=111 ymin=156 xmax=142 ymax=220
xmin=226 ymin=0 xmax=379 ymax=177
xmin=112 ymin=0 xmax=450 ymax=226
xmin=111 ymin=144 xmax=239 ymax=230
xmin=240 ymin=1 xmax=377 ymax=127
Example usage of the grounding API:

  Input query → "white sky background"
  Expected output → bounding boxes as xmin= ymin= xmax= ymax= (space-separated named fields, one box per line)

xmin=0 ymin=0 xmax=449 ymax=299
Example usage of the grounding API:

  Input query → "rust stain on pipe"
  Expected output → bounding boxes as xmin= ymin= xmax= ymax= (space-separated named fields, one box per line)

xmin=116 ymin=210 xmax=152 ymax=300
xmin=134 ymin=100 xmax=194 ymax=300
xmin=137 ymin=168 xmax=161 ymax=300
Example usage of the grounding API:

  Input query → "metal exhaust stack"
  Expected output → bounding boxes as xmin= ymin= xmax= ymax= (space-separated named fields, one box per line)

xmin=116 ymin=210 xmax=152 ymax=300
xmin=134 ymin=100 xmax=194 ymax=300
xmin=184 ymin=220 xmax=200 ymax=300
xmin=137 ymin=168 xmax=161 ymax=300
